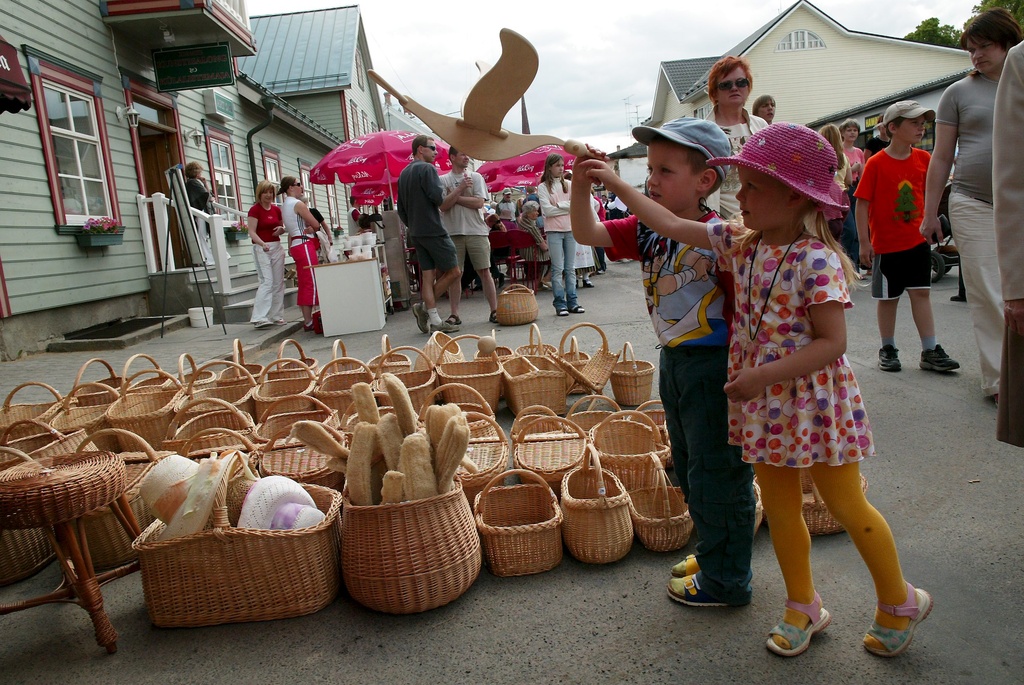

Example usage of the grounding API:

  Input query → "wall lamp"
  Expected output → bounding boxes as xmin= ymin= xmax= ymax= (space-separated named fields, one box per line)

xmin=116 ymin=105 xmax=141 ymax=130
xmin=187 ymin=127 xmax=205 ymax=148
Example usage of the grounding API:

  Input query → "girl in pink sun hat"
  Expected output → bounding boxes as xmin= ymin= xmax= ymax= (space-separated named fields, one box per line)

xmin=579 ymin=122 xmax=929 ymax=658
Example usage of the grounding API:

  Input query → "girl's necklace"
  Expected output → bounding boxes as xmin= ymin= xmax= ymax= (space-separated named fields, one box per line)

xmin=746 ymin=236 xmax=798 ymax=342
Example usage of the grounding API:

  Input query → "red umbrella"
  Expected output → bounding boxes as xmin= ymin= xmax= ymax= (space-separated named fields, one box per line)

xmin=478 ymin=144 xmax=576 ymax=192
xmin=310 ymin=130 xmax=452 ymax=186
xmin=350 ymin=180 xmax=398 ymax=207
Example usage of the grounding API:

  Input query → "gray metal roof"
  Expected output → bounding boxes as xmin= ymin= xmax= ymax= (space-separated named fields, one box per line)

xmin=608 ymin=142 xmax=647 ymax=160
xmin=805 ymin=69 xmax=972 ymax=128
xmin=237 ymin=7 xmax=360 ymax=95
xmin=662 ymin=57 xmax=720 ymax=99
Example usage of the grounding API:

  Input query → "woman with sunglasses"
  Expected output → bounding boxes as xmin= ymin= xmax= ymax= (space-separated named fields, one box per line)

xmin=704 ymin=56 xmax=769 ymax=219
xmin=280 ymin=176 xmax=323 ymax=330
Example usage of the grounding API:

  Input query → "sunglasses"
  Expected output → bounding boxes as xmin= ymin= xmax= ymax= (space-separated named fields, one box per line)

xmin=717 ymin=77 xmax=751 ymax=91
xmin=425 ymin=145 xmax=437 ymax=151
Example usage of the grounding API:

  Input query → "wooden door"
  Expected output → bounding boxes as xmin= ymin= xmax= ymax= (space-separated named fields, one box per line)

xmin=138 ymin=127 xmax=183 ymax=268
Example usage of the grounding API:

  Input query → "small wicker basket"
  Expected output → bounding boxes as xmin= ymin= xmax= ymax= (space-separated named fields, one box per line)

xmin=502 ymin=355 xmax=567 ymax=416
xmin=628 ymin=455 xmax=693 ymax=552
xmin=609 ymin=342 xmax=655 ymax=406
xmin=560 ymin=445 xmax=633 ymax=564
xmin=0 ymin=382 xmax=62 ymax=433
xmin=512 ymin=415 xmax=587 ymax=496
xmin=495 ymin=284 xmax=538 ymax=325
xmin=456 ymin=412 xmax=510 ymax=503
xmin=474 ymin=469 xmax=562 ymax=577
xmin=555 ymin=322 xmax=619 ymax=395
xmin=566 ymin=395 xmax=622 ymax=433
xmin=590 ymin=410 xmax=670 ymax=491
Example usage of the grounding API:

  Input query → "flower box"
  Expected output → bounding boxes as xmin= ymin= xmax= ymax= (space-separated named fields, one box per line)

xmin=224 ymin=230 xmax=249 ymax=242
xmin=75 ymin=232 xmax=124 ymax=247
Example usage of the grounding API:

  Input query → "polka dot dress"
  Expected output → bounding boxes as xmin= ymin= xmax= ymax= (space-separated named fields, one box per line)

xmin=708 ymin=220 xmax=874 ymax=467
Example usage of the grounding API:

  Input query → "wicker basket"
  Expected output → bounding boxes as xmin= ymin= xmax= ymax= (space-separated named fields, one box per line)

xmin=70 ymin=358 xmax=123 ymax=407
xmin=474 ymin=469 xmax=562 ymax=577
xmin=0 ymin=382 xmax=62 ymax=433
xmin=590 ymin=410 xmax=670 ymax=491
xmin=502 ymin=354 xmax=567 ymax=416
xmin=133 ymin=457 xmax=342 ymax=628
xmin=555 ymin=323 xmax=619 ymax=395
xmin=372 ymin=346 xmax=437 ymax=414
xmin=163 ymin=398 xmax=259 ymax=458
xmin=313 ymin=357 xmax=373 ymax=417
xmin=272 ymin=338 xmax=320 ymax=378
xmin=496 ymin=284 xmax=538 ymax=325
xmin=258 ymin=427 xmax=345 ymax=492
xmin=177 ymin=353 xmax=217 ymax=393
xmin=48 ymin=382 xmax=120 ymax=450
xmin=177 ymin=360 xmax=258 ymax=422
xmin=514 ymin=323 xmax=556 ymax=357
xmin=77 ymin=428 xmax=171 ymax=570
xmin=420 ymin=381 xmax=495 ymax=419
xmin=609 ymin=342 xmax=655 ymax=406
xmin=105 ymin=369 xmax=184 ymax=450
xmin=457 ymin=412 xmax=510 ymax=503
xmin=420 ymin=330 xmax=465 ymax=370
xmin=509 ymin=405 xmax=560 ymax=442
xmin=252 ymin=359 xmax=316 ymax=419
xmin=255 ymin=396 xmax=339 ymax=444
xmin=560 ymin=445 xmax=633 ymax=564
xmin=628 ymin=455 xmax=693 ymax=552
xmin=367 ymin=335 xmax=411 ymax=376
xmin=0 ymin=526 xmax=54 ymax=586
xmin=231 ymin=338 xmax=264 ymax=379
xmin=637 ymin=399 xmax=670 ymax=447
xmin=512 ymin=415 xmax=587 ymax=496
xmin=437 ymin=354 xmax=502 ymax=414
xmin=119 ymin=352 xmax=165 ymax=385
xmin=341 ymin=481 xmax=481 ymax=614
xmin=753 ymin=479 xmax=764 ymax=536
xmin=1 ymin=419 xmax=79 ymax=457
xmin=799 ymin=469 xmax=868 ymax=536
xmin=566 ymin=395 xmax=622 ymax=433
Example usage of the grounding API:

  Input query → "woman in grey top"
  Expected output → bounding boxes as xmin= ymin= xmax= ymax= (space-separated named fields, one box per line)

xmin=922 ymin=8 xmax=1022 ymax=400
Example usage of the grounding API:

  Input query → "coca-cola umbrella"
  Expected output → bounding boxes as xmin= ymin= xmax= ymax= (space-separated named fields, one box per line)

xmin=478 ymin=144 xmax=576 ymax=192
xmin=350 ymin=179 xmax=399 ymax=207
xmin=310 ymin=130 xmax=452 ymax=186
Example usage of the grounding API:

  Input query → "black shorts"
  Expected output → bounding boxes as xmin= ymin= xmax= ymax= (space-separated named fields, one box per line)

xmin=410 ymin=234 xmax=458 ymax=272
xmin=871 ymin=242 xmax=931 ymax=300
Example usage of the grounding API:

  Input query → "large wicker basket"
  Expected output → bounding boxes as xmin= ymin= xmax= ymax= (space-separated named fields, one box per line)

xmin=560 ymin=445 xmax=633 ymax=564
xmin=502 ymin=354 xmax=567 ymax=416
xmin=252 ymin=359 xmax=316 ymax=419
xmin=456 ymin=412 xmax=510 ymax=504
xmin=48 ymin=382 xmax=119 ymax=449
xmin=0 ymin=382 xmax=62 ymax=433
xmin=0 ymin=526 xmax=54 ymax=586
xmin=372 ymin=346 xmax=437 ymax=414
xmin=590 ymin=410 xmax=670 ymax=491
xmin=512 ymin=415 xmax=587 ymax=496
xmin=566 ymin=395 xmax=622 ymax=433
xmin=495 ymin=284 xmax=538 ymax=325
xmin=555 ymin=323 xmax=619 ymax=395
xmin=105 ymin=369 xmax=184 ymax=450
xmin=341 ymin=481 xmax=481 ymax=614
xmin=474 ymin=469 xmax=562 ymax=577
xmin=313 ymin=357 xmax=373 ymax=417
xmin=176 ymin=360 xmax=258 ymax=422
xmin=272 ymin=338 xmax=320 ymax=378
xmin=258 ymin=426 xmax=346 ymax=492
xmin=133 ymin=457 xmax=342 ymax=628
xmin=627 ymin=455 xmax=693 ymax=552
xmin=609 ymin=342 xmax=655 ymax=406
xmin=1 ymin=419 xmax=80 ymax=457
xmin=163 ymin=397 xmax=259 ymax=459
xmin=437 ymin=354 xmax=502 ymax=415
xmin=70 ymin=358 xmax=123 ymax=406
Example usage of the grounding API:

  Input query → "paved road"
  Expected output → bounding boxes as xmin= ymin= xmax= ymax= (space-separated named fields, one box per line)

xmin=1 ymin=262 xmax=1020 ymax=684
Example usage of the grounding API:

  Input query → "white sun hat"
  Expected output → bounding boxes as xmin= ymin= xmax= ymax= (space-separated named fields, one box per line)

xmin=237 ymin=475 xmax=318 ymax=530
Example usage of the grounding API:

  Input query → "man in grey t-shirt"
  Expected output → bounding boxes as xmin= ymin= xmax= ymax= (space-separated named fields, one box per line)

xmin=439 ymin=146 xmax=499 ymax=324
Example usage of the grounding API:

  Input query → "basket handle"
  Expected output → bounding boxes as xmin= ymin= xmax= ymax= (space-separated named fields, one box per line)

xmin=501 ymin=284 xmax=534 ymax=295
xmin=513 ymin=414 xmax=587 ymax=446
xmin=167 ymin=397 xmax=255 ymax=438
xmin=317 ymin=357 xmax=372 ymax=384
xmin=593 ymin=409 xmax=663 ymax=445
xmin=650 ymin=452 xmax=673 ymax=521
xmin=0 ymin=445 xmax=39 ymax=469
xmin=557 ymin=321 xmax=609 ymax=355
xmin=61 ymin=381 xmax=119 ymax=410
xmin=621 ymin=341 xmax=636 ymax=364
xmin=257 ymin=358 xmax=316 ymax=382
xmin=474 ymin=468 xmax=554 ymax=516
xmin=417 ymin=382 xmax=492 ymax=421
xmin=72 ymin=357 xmax=118 ymax=389
xmin=79 ymin=428 xmax=162 ymax=462
xmin=372 ymin=345 xmax=433 ymax=380
xmin=380 ymin=333 xmax=393 ymax=354
xmin=120 ymin=352 xmax=163 ymax=382
xmin=233 ymin=338 xmax=248 ymax=365
xmin=256 ymin=394 xmax=335 ymax=424
xmin=186 ymin=360 xmax=258 ymax=395
xmin=527 ymin=322 xmax=543 ymax=349
xmin=121 ymin=368 xmax=183 ymax=394
xmin=636 ymin=399 xmax=664 ymax=412
xmin=276 ymin=338 xmax=310 ymax=364
xmin=509 ymin=405 xmax=559 ymax=442
xmin=441 ymin=333 xmax=479 ymax=357
xmin=0 ymin=419 xmax=62 ymax=445
xmin=463 ymin=411 xmax=508 ymax=445
xmin=3 ymin=381 xmax=62 ymax=409
xmin=583 ymin=443 xmax=608 ymax=498
xmin=181 ymin=427 xmax=260 ymax=457
xmin=567 ymin=394 xmax=621 ymax=417
xmin=331 ymin=338 xmax=348 ymax=359
xmin=178 ymin=353 xmax=199 ymax=385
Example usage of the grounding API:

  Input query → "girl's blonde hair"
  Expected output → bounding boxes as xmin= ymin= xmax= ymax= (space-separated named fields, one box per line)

xmin=540 ymin=153 xmax=568 ymax=194
xmin=818 ymin=124 xmax=844 ymax=170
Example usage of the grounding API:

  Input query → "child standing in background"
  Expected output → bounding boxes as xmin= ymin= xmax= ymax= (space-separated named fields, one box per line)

xmin=581 ymin=123 xmax=931 ymax=658
xmin=570 ymin=118 xmax=757 ymax=608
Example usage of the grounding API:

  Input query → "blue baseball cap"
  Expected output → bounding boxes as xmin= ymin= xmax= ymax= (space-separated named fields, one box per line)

xmin=632 ymin=117 xmax=731 ymax=182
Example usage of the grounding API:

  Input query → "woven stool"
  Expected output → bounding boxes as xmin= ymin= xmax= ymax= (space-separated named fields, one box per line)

xmin=0 ymin=446 xmax=140 ymax=653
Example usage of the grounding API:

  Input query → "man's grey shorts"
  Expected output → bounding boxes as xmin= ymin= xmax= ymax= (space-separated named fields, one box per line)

xmin=410 ymin=234 xmax=459 ymax=272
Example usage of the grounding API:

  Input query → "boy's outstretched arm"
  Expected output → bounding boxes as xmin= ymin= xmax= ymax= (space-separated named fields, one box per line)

xmin=578 ymin=160 xmax=712 ymax=249
xmin=569 ymin=161 xmax=612 ymax=247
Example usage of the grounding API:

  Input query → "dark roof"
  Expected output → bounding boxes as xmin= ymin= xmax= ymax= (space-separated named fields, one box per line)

xmin=805 ymin=69 xmax=971 ymax=127
xmin=238 ymin=7 xmax=360 ymax=95
xmin=236 ymin=73 xmax=343 ymax=146
xmin=608 ymin=142 xmax=647 ymax=160
xmin=662 ymin=57 xmax=720 ymax=99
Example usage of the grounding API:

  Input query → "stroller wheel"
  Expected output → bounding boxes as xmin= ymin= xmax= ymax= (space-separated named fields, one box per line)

xmin=930 ymin=250 xmax=946 ymax=283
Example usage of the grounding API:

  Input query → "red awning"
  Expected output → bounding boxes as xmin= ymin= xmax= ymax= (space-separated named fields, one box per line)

xmin=0 ymin=36 xmax=32 ymax=114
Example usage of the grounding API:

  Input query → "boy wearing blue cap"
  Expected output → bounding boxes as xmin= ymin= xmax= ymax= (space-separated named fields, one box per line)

xmin=570 ymin=117 xmax=756 ymax=606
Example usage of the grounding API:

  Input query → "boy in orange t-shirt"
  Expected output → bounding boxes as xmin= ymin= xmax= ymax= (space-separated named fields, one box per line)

xmin=855 ymin=101 xmax=960 ymax=374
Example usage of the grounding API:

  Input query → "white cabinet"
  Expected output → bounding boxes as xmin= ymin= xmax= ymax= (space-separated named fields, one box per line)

xmin=311 ymin=259 xmax=386 ymax=336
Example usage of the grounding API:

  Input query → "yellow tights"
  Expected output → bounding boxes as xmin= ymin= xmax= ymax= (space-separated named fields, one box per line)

xmin=754 ymin=462 xmax=911 ymax=651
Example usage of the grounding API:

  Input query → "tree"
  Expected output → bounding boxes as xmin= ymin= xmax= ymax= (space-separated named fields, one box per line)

xmin=905 ymin=17 xmax=962 ymax=47
xmin=971 ymin=0 xmax=1024 ymax=27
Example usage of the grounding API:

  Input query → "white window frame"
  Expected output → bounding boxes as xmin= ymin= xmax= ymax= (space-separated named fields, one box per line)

xmin=45 ymin=84 xmax=111 ymax=224
xmin=776 ymin=30 xmax=826 ymax=52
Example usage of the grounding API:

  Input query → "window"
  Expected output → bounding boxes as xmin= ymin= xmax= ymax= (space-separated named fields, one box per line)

xmin=26 ymin=50 xmax=119 ymax=227
xmin=299 ymin=161 xmax=315 ymax=209
xmin=693 ymin=104 xmax=711 ymax=119
xmin=325 ymin=184 xmax=339 ymax=227
xmin=355 ymin=50 xmax=364 ymax=89
xmin=262 ymin=144 xmax=281 ymax=184
xmin=362 ymin=111 xmax=369 ymax=137
xmin=206 ymin=125 xmax=240 ymax=210
xmin=776 ymin=30 xmax=826 ymax=51
xmin=350 ymin=101 xmax=360 ymax=138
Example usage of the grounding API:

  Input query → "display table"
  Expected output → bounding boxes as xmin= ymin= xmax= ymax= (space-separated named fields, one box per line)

xmin=311 ymin=259 xmax=386 ymax=336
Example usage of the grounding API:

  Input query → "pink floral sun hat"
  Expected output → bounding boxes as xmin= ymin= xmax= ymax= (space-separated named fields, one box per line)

xmin=707 ymin=123 xmax=849 ymax=220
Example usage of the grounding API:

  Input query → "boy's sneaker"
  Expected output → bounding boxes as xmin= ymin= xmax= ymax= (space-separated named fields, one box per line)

xmin=878 ymin=345 xmax=901 ymax=372
xmin=920 ymin=345 xmax=960 ymax=372
xmin=412 ymin=302 xmax=428 ymax=333
xmin=667 ymin=574 xmax=728 ymax=607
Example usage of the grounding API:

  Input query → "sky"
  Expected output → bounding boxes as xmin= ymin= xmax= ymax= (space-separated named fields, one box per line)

xmin=245 ymin=0 xmax=981 ymax=154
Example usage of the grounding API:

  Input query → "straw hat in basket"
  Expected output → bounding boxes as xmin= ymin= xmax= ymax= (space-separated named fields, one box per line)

xmin=237 ymin=475 xmax=324 ymax=530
